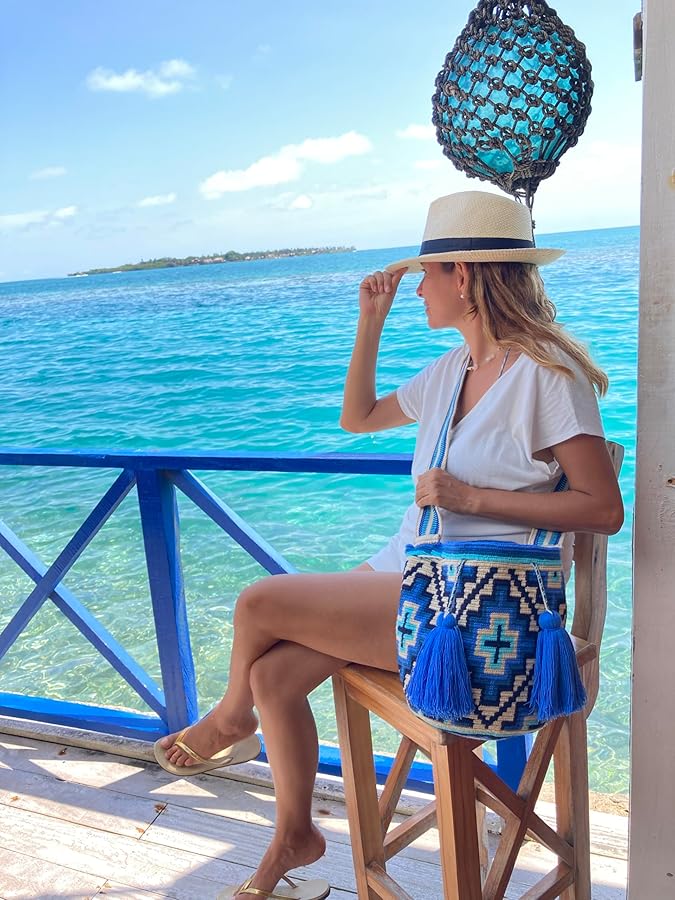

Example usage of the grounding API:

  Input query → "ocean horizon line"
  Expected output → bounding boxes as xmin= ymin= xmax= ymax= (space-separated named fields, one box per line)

xmin=1 ymin=222 xmax=640 ymax=288
xmin=366 ymin=221 xmax=639 ymax=252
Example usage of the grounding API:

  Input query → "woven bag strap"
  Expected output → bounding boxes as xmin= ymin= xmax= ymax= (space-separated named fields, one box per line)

xmin=416 ymin=350 xmax=567 ymax=547
xmin=416 ymin=352 xmax=470 ymax=541
xmin=527 ymin=473 xmax=569 ymax=547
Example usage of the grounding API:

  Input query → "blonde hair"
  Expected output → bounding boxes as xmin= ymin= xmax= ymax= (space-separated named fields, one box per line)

xmin=445 ymin=261 xmax=609 ymax=396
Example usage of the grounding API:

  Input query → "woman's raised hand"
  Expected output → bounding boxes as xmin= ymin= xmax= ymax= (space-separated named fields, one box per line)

xmin=358 ymin=268 xmax=407 ymax=320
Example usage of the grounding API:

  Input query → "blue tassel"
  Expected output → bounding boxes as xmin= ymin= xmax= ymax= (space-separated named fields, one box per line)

xmin=529 ymin=610 xmax=587 ymax=721
xmin=405 ymin=613 xmax=474 ymax=720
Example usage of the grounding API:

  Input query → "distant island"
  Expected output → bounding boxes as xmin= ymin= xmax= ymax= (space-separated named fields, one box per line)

xmin=67 ymin=246 xmax=355 ymax=276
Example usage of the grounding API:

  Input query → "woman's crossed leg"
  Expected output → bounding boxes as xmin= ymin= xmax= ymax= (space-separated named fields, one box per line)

xmin=157 ymin=568 xmax=401 ymax=897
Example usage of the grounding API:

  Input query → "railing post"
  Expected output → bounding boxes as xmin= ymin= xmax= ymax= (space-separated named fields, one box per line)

xmin=495 ymin=733 xmax=533 ymax=791
xmin=137 ymin=469 xmax=198 ymax=732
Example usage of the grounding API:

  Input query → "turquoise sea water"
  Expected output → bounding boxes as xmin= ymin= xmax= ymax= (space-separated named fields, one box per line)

xmin=0 ymin=226 xmax=638 ymax=792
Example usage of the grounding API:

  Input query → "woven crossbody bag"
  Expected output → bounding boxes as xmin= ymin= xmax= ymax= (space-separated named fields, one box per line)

xmin=396 ymin=354 xmax=586 ymax=738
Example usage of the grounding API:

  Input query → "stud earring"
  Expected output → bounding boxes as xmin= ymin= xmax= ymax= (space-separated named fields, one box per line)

xmin=460 ymin=293 xmax=465 ymax=300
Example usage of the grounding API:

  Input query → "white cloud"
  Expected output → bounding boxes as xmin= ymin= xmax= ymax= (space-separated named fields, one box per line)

xmin=0 ymin=205 xmax=79 ymax=231
xmin=289 ymin=194 xmax=313 ymax=210
xmin=397 ymin=124 xmax=436 ymax=140
xmin=414 ymin=159 xmax=443 ymax=171
xmin=201 ymin=155 xmax=302 ymax=197
xmin=30 ymin=166 xmax=67 ymax=180
xmin=200 ymin=131 xmax=372 ymax=198
xmin=0 ymin=210 xmax=50 ymax=230
xmin=138 ymin=192 xmax=177 ymax=207
xmin=86 ymin=59 xmax=196 ymax=98
xmin=267 ymin=183 xmax=399 ymax=214
xmin=158 ymin=59 xmax=193 ymax=79
xmin=291 ymin=132 xmax=372 ymax=164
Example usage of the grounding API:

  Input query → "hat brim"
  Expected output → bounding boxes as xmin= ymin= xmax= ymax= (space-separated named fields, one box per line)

xmin=385 ymin=247 xmax=565 ymax=273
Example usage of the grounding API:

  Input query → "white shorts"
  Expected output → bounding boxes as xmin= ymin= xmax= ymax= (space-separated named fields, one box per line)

xmin=366 ymin=532 xmax=408 ymax=573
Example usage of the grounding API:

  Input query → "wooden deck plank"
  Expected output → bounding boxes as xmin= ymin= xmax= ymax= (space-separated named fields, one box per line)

xmin=0 ymin=801 xmax=362 ymax=900
xmin=505 ymin=843 xmax=627 ymax=900
xmin=0 ymin=732 xmax=627 ymax=861
xmin=0 ymin=846 xmax=106 ymax=899
xmin=0 ymin=765 xmax=164 ymax=838
xmin=0 ymin=732 xmax=627 ymax=899
xmin=0 ymin=732 xmax=444 ymax=897
xmin=90 ymin=883 xmax=358 ymax=900
xmin=140 ymin=803 xmax=446 ymax=897
xmin=92 ymin=882 xmax=170 ymax=899
xmin=141 ymin=804 xmax=356 ymax=891
xmin=0 ymin=804 xmax=262 ymax=897
xmin=0 ymin=733 xmax=442 ymax=863
xmin=1 ymin=728 xmax=627 ymax=886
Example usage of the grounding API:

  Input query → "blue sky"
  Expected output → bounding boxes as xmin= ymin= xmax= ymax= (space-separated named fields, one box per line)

xmin=1 ymin=0 xmax=642 ymax=281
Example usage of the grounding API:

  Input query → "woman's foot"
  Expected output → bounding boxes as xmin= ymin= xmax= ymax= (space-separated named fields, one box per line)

xmin=234 ymin=825 xmax=326 ymax=898
xmin=159 ymin=704 xmax=258 ymax=768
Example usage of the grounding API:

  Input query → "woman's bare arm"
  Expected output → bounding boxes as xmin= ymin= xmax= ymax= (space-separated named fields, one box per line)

xmin=415 ymin=433 xmax=624 ymax=535
xmin=340 ymin=268 xmax=414 ymax=433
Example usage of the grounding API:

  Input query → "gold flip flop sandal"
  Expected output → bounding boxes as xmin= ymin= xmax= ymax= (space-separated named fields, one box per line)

xmin=153 ymin=726 xmax=261 ymax=776
xmin=217 ymin=874 xmax=331 ymax=899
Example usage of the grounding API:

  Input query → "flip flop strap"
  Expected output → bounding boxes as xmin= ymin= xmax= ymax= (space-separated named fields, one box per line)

xmin=234 ymin=875 xmax=298 ymax=898
xmin=173 ymin=726 xmax=212 ymax=765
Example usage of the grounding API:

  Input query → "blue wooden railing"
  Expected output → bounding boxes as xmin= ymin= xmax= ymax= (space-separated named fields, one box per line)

xmin=0 ymin=449 xmax=530 ymax=791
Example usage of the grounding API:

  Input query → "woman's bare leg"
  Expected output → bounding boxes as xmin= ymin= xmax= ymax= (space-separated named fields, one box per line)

xmin=239 ymin=641 xmax=347 ymax=895
xmin=157 ymin=567 xmax=401 ymax=895
xmin=159 ymin=568 xmax=401 ymax=767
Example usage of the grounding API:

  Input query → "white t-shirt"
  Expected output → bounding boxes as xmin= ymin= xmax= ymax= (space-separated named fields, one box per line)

xmin=367 ymin=345 xmax=604 ymax=575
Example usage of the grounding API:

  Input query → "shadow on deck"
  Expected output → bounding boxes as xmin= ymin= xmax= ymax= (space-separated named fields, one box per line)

xmin=0 ymin=726 xmax=627 ymax=899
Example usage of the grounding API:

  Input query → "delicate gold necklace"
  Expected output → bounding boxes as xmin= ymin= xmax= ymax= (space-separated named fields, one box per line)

xmin=467 ymin=349 xmax=499 ymax=371
xmin=467 ymin=347 xmax=511 ymax=377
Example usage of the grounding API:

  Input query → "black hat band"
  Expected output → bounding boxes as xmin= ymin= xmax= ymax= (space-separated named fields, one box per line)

xmin=419 ymin=237 xmax=535 ymax=255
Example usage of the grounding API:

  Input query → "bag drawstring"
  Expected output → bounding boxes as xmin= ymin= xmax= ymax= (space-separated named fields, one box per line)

xmin=404 ymin=561 xmax=474 ymax=720
xmin=529 ymin=564 xmax=587 ymax=720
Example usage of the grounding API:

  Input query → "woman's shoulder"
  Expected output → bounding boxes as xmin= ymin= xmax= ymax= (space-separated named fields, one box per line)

xmin=518 ymin=345 xmax=593 ymax=385
xmin=515 ymin=346 xmax=600 ymax=414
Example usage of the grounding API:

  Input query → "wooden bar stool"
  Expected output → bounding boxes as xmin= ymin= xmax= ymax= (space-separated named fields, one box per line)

xmin=333 ymin=442 xmax=623 ymax=899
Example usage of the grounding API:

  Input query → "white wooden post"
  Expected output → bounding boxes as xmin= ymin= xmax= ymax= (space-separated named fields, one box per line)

xmin=629 ymin=0 xmax=675 ymax=896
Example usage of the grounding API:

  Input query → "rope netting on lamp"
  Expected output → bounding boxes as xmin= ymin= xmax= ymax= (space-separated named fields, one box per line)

xmin=433 ymin=1 xmax=593 ymax=210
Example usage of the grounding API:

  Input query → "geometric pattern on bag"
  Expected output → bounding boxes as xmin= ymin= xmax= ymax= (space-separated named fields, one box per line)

xmin=397 ymin=544 xmax=568 ymax=739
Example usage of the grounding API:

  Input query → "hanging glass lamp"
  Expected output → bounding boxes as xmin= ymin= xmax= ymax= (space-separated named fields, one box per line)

xmin=433 ymin=0 xmax=593 ymax=209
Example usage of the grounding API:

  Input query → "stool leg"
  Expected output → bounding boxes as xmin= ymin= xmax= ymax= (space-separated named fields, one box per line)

xmin=554 ymin=713 xmax=592 ymax=900
xmin=333 ymin=676 xmax=384 ymax=899
xmin=432 ymin=740 xmax=483 ymax=900
xmin=476 ymin=797 xmax=489 ymax=886
xmin=473 ymin=746 xmax=489 ymax=885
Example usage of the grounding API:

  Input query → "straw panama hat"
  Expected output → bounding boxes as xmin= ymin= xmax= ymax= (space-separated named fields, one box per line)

xmin=385 ymin=190 xmax=565 ymax=273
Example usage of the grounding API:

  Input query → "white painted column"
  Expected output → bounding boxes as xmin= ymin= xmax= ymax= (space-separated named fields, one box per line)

xmin=629 ymin=0 xmax=675 ymax=896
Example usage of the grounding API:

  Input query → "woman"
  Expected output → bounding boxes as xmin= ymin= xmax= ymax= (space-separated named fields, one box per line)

xmin=155 ymin=191 xmax=623 ymax=900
